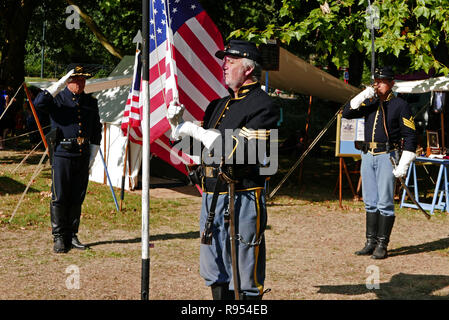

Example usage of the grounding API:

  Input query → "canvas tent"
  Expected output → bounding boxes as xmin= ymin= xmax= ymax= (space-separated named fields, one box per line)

xmin=393 ymin=75 xmax=449 ymax=94
xmin=29 ymin=47 xmax=360 ymax=191
xmin=261 ymin=47 xmax=360 ymax=104
xmin=88 ymin=55 xmax=141 ymax=190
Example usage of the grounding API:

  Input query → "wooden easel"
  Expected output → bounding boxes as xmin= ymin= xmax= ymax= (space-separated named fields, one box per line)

xmin=335 ymin=157 xmax=361 ymax=208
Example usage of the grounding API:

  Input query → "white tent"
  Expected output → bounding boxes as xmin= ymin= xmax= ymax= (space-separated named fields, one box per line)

xmin=88 ymin=55 xmax=141 ymax=190
xmin=393 ymin=75 xmax=449 ymax=93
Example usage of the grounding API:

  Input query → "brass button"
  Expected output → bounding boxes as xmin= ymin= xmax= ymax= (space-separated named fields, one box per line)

xmin=79 ymin=123 xmax=82 ymax=126
xmin=79 ymin=130 xmax=82 ymax=134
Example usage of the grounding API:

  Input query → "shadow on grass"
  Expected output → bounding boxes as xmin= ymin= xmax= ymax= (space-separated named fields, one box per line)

xmin=388 ymin=237 xmax=449 ymax=257
xmin=0 ymin=176 xmax=39 ymax=194
xmin=85 ymin=231 xmax=199 ymax=247
xmin=0 ymin=153 xmax=45 ymax=165
xmin=315 ymin=273 xmax=449 ymax=299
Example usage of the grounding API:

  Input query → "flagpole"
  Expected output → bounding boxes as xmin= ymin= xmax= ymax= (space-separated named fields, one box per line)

xmin=141 ymin=0 xmax=150 ymax=300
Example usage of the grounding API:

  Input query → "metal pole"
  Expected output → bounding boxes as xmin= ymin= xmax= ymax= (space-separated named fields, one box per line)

xmin=141 ymin=0 xmax=150 ymax=301
xmin=367 ymin=0 xmax=375 ymax=84
xmin=98 ymin=148 xmax=120 ymax=212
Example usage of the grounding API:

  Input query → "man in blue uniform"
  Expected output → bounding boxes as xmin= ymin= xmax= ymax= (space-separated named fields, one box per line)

xmin=34 ymin=64 xmax=102 ymax=253
xmin=342 ymin=66 xmax=417 ymax=259
xmin=167 ymin=40 xmax=278 ymax=299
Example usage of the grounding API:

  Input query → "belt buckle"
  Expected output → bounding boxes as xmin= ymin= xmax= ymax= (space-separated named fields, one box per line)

xmin=76 ymin=137 xmax=85 ymax=146
xmin=205 ymin=167 xmax=213 ymax=178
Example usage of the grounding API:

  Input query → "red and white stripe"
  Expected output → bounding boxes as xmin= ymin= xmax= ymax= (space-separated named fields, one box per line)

xmin=123 ymin=6 xmax=227 ymax=174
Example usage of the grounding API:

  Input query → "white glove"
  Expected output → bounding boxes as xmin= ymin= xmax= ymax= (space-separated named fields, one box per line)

xmin=47 ymin=69 xmax=75 ymax=97
xmin=350 ymin=86 xmax=375 ymax=109
xmin=175 ymin=121 xmax=221 ymax=150
xmin=393 ymin=150 xmax=416 ymax=178
xmin=166 ymin=102 xmax=185 ymax=139
xmin=88 ymin=144 xmax=100 ymax=173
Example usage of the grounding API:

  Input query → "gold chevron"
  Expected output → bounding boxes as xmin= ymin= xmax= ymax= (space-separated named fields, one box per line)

xmin=403 ymin=116 xmax=416 ymax=130
xmin=238 ymin=127 xmax=270 ymax=140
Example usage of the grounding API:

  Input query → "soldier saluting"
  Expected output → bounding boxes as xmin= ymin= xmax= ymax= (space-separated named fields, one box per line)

xmin=342 ymin=66 xmax=417 ymax=259
xmin=34 ymin=64 xmax=102 ymax=253
xmin=167 ymin=40 xmax=278 ymax=299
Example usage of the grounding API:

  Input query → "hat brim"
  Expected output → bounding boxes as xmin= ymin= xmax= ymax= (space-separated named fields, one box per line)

xmin=215 ymin=50 xmax=226 ymax=60
xmin=70 ymin=73 xmax=92 ymax=78
xmin=374 ymin=75 xmax=394 ymax=80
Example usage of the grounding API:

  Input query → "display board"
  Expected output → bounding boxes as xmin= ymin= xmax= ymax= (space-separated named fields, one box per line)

xmin=335 ymin=113 xmax=364 ymax=158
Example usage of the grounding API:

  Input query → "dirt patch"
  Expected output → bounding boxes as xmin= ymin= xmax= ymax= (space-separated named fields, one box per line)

xmin=1 ymin=199 xmax=449 ymax=300
xmin=1 ymin=148 xmax=449 ymax=300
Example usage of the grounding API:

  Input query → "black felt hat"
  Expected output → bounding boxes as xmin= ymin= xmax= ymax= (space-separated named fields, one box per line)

xmin=374 ymin=66 xmax=395 ymax=80
xmin=215 ymin=40 xmax=262 ymax=64
xmin=66 ymin=63 xmax=93 ymax=78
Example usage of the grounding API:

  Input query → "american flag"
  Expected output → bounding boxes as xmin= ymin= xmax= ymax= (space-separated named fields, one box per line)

xmin=121 ymin=49 xmax=143 ymax=143
xmin=121 ymin=0 xmax=228 ymax=175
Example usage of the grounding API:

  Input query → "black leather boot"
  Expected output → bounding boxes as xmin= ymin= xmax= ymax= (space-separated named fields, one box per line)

xmin=355 ymin=211 xmax=379 ymax=255
xmin=68 ymin=205 xmax=87 ymax=250
xmin=50 ymin=204 xmax=69 ymax=253
xmin=53 ymin=235 xmax=69 ymax=253
xmin=371 ymin=215 xmax=395 ymax=259
xmin=211 ymin=283 xmax=234 ymax=300
xmin=71 ymin=234 xmax=87 ymax=250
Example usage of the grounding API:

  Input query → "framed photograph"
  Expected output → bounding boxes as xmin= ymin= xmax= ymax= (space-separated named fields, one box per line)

xmin=335 ymin=113 xmax=364 ymax=158
xmin=427 ymin=131 xmax=439 ymax=148
xmin=426 ymin=130 xmax=441 ymax=156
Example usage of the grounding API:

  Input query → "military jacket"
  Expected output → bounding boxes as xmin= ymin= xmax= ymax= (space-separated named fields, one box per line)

xmin=201 ymin=81 xmax=279 ymax=192
xmin=342 ymin=92 xmax=417 ymax=153
xmin=34 ymin=87 xmax=102 ymax=157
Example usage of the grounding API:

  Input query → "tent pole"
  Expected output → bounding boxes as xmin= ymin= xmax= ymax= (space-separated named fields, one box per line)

xmin=103 ymin=124 xmax=107 ymax=184
xmin=441 ymin=112 xmax=446 ymax=154
xmin=299 ymin=95 xmax=313 ymax=187
xmin=141 ymin=0 xmax=150 ymax=301
xmin=120 ymin=126 xmax=130 ymax=210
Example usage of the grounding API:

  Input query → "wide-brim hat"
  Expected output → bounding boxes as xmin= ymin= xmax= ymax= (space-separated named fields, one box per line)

xmin=215 ymin=40 xmax=262 ymax=64
xmin=66 ymin=63 xmax=93 ymax=78
xmin=374 ymin=66 xmax=395 ymax=80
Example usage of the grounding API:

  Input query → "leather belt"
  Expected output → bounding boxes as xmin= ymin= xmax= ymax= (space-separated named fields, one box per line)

xmin=355 ymin=141 xmax=396 ymax=154
xmin=61 ymin=137 xmax=89 ymax=146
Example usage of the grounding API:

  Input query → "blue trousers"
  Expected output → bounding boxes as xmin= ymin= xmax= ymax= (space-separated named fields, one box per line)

xmin=199 ymin=188 xmax=267 ymax=297
xmin=361 ymin=151 xmax=398 ymax=216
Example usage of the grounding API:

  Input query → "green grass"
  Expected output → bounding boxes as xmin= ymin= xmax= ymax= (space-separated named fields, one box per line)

xmin=1 ymin=133 xmax=448 ymax=231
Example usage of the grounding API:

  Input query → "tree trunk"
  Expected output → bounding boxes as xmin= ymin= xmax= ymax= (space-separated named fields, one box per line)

xmin=0 ymin=0 xmax=37 ymax=90
xmin=348 ymin=50 xmax=365 ymax=88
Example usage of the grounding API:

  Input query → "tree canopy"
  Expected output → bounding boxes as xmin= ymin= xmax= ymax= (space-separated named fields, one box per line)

xmin=1 ymin=0 xmax=449 ymax=90
xmin=230 ymin=0 xmax=449 ymax=86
